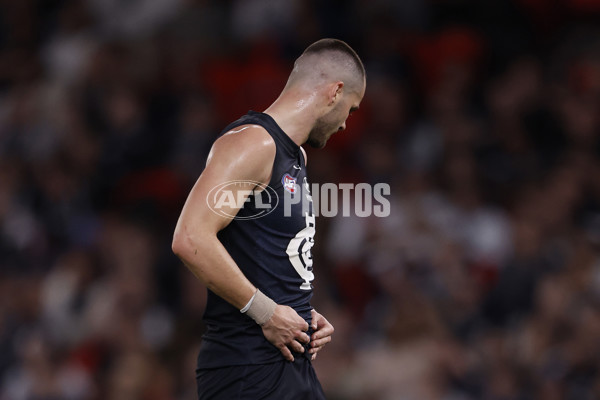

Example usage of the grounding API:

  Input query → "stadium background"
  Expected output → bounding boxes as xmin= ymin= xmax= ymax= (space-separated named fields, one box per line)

xmin=1 ymin=0 xmax=600 ymax=399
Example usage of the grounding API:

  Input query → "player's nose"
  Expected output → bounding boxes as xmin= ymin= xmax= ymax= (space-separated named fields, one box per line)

xmin=339 ymin=122 xmax=346 ymax=131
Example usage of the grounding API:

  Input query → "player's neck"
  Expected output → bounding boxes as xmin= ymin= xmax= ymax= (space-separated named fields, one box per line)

xmin=263 ymin=92 xmax=317 ymax=147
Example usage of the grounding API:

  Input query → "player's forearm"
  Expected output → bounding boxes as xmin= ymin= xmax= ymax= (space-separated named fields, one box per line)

xmin=172 ymin=233 xmax=256 ymax=310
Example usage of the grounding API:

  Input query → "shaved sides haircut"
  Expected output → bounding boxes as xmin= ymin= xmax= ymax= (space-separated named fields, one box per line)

xmin=287 ymin=38 xmax=365 ymax=93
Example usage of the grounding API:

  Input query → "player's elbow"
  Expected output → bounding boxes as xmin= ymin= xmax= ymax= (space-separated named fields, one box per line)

xmin=171 ymin=233 xmax=184 ymax=257
xmin=171 ymin=229 xmax=194 ymax=260
xmin=172 ymin=226 xmax=212 ymax=261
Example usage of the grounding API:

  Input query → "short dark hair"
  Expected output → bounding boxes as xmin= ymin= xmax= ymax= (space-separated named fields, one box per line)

xmin=302 ymin=38 xmax=365 ymax=81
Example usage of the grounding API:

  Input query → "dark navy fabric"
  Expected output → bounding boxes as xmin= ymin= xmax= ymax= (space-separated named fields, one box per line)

xmin=197 ymin=111 xmax=316 ymax=369
xmin=196 ymin=357 xmax=326 ymax=400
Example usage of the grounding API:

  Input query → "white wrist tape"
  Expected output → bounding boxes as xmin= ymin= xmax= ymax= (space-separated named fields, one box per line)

xmin=241 ymin=289 xmax=276 ymax=325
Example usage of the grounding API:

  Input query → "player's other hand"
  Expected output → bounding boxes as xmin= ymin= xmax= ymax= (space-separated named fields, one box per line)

xmin=261 ymin=305 xmax=310 ymax=362
xmin=308 ymin=309 xmax=334 ymax=361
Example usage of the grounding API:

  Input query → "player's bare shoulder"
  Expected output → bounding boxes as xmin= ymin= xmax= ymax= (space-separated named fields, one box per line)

xmin=209 ymin=124 xmax=275 ymax=160
xmin=205 ymin=124 xmax=276 ymax=185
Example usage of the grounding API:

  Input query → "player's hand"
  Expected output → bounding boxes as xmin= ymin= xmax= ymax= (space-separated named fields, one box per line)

xmin=261 ymin=305 xmax=310 ymax=362
xmin=308 ymin=309 xmax=334 ymax=361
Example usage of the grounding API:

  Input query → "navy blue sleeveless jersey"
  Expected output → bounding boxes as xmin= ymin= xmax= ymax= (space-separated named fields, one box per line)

xmin=197 ymin=111 xmax=316 ymax=369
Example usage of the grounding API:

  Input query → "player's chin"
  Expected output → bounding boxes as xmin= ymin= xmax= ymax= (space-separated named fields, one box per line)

xmin=307 ymin=138 xmax=327 ymax=149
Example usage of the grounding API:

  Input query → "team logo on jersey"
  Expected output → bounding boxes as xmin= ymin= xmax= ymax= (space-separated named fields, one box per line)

xmin=282 ymin=174 xmax=297 ymax=194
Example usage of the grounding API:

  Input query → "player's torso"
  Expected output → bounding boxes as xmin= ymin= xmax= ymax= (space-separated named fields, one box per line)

xmin=198 ymin=111 xmax=316 ymax=368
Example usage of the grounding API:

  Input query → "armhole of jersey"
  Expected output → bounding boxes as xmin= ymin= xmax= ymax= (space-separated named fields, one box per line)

xmin=300 ymin=146 xmax=307 ymax=167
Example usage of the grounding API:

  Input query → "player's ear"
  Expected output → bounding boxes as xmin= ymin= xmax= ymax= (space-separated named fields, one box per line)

xmin=327 ymin=81 xmax=344 ymax=106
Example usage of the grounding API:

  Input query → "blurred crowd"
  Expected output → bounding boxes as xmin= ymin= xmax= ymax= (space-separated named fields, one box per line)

xmin=1 ymin=0 xmax=600 ymax=399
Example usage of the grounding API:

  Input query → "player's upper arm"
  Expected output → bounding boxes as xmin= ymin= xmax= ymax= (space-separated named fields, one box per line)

xmin=173 ymin=125 xmax=276 ymax=248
